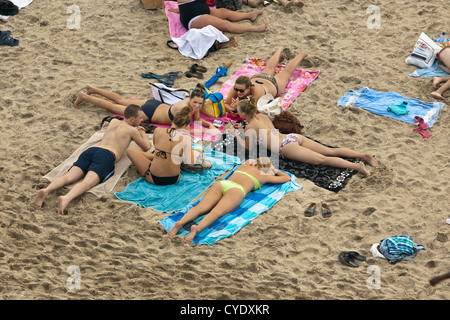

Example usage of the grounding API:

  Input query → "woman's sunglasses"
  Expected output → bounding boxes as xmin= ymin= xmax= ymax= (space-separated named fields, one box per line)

xmin=233 ymin=87 xmax=246 ymax=93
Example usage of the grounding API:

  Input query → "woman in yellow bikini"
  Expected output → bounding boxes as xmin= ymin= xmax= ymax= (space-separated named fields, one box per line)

xmin=167 ymin=157 xmax=290 ymax=242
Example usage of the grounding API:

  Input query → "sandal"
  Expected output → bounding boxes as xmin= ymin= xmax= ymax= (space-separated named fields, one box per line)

xmin=190 ymin=64 xmax=207 ymax=73
xmin=321 ymin=203 xmax=332 ymax=218
xmin=304 ymin=203 xmax=317 ymax=217
xmin=0 ymin=34 xmax=19 ymax=46
xmin=185 ymin=70 xmax=204 ymax=79
xmin=338 ymin=252 xmax=360 ymax=268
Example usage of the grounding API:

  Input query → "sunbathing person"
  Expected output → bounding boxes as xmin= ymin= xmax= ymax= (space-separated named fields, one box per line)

xmin=170 ymin=0 xmax=268 ymax=34
xmin=33 ymin=105 xmax=151 ymax=214
xmin=74 ymin=84 xmax=219 ymax=135
xmin=167 ymin=157 xmax=291 ymax=242
xmin=126 ymin=106 xmax=195 ymax=186
xmin=224 ymin=48 xmax=308 ymax=112
xmin=430 ymin=47 xmax=450 ymax=100
xmin=231 ymin=97 xmax=379 ymax=176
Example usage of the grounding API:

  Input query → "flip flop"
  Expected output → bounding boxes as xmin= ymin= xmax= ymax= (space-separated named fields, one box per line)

xmin=0 ymin=30 xmax=11 ymax=37
xmin=185 ymin=70 xmax=204 ymax=79
xmin=190 ymin=64 xmax=207 ymax=73
xmin=321 ymin=203 xmax=332 ymax=218
xmin=338 ymin=252 xmax=359 ymax=268
xmin=0 ymin=34 xmax=19 ymax=46
xmin=347 ymin=251 xmax=366 ymax=262
xmin=304 ymin=202 xmax=317 ymax=217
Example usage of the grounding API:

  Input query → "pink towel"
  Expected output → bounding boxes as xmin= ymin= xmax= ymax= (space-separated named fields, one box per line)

xmin=218 ymin=57 xmax=320 ymax=111
xmin=150 ymin=113 xmax=229 ymax=142
xmin=165 ymin=1 xmax=187 ymax=40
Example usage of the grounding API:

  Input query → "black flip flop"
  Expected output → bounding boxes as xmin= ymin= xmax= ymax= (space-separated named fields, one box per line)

xmin=0 ymin=34 xmax=19 ymax=46
xmin=338 ymin=252 xmax=359 ymax=268
xmin=185 ymin=70 xmax=204 ymax=79
xmin=347 ymin=251 xmax=366 ymax=262
xmin=190 ymin=64 xmax=207 ymax=73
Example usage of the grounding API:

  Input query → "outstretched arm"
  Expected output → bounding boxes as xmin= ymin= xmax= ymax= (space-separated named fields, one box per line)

xmin=132 ymin=127 xmax=152 ymax=152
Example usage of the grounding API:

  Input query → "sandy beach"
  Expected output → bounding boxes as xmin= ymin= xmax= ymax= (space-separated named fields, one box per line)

xmin=0 ymin=0 xmax=449 ymax=301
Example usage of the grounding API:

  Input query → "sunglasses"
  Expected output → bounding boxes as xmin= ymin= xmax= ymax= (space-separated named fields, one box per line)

xmin=233 ymin=87 xmax=247 ymax=93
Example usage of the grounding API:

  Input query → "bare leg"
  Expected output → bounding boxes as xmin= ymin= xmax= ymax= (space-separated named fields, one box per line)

xmin=85 ymin=85 xmax=148 ymax=106
xmin=33 ymin=166 xmax=85 ymax=208
xmin=126 ymin=147 xmax=154 ymax=176
xmin=58 ymin=171 xmax=100 ymax=214
xmin=245 ymin=0 xmax=265 ymax=7
xmin=210 ymin=7 xmax=264 ymax=22
xmin=262 ymin=47 xmax=285 ymax=75
xmin=275 ymin=49 xmax=308 ymax=94
xmin=278 ymin=0 xmax=293 ymax=8
xmin=437 ymin=48 xmax=450 ymax=73
xmin=184 ymin=188 xmax=245 ymax=243
xmin=192 ymin=13 xmax=267 ymax=34
xmin=432 ymin=76 xmax=450 ymax=89
xmin=431 ymin=78 xmax=450 ymax=101
xmin=168 ymin=182 xmax=223 ymax=236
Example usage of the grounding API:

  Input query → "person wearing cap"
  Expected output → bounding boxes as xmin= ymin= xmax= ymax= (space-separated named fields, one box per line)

xmin=224 ymin=48 xmax=308 ymax=113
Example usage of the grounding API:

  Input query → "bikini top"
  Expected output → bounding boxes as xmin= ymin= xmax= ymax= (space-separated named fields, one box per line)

xmin=154 ymin=128 xmax=189 ymax=159
xmin=234 ymin=170 xmax=261 ymax=191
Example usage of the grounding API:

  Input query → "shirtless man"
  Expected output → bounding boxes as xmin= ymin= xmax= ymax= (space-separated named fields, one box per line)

xmin=224 ymin=48 xmax=308 ymax=113
xmin=430 ymin=46 xmax=450 ymax=101
xmin=33 ymin=104 xmax=151 ymax=214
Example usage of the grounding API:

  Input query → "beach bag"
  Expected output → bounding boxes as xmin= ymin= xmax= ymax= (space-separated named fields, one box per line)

xmin=257 ymin=94 xmax=282 ymax=121
xmin=214 ymin=0 xmax=242 ymax=11
xmin=272 ymin=111 xmax=304 ymax=134
xmin=150 ymin=82 xmax=190 ymax=105
xmin=202 ymin=87 xmax=226 ymax=118
xmin=0 ymin=0 xmax=19 ymax=16
xmin=405 ymin=32 xmax=442 ymax=69
xmin=181 ymin=147 xmax=212 ymax=173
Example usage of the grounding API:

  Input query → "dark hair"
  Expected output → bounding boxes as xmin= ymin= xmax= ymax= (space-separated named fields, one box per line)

xmin=235 ymin=76 xmax=253 ymax=88
xmin=190 ymin=83 xmax=206 ymax=99
xmin=272 ymin=111 xmax=304 ymax=134
xmin=124 ymin=104 xmax=141 ymax=119
xmin=238 ymin=96 xmax=257 ymax=118
xmin=173 ymin=106 xmax=192 ymax=128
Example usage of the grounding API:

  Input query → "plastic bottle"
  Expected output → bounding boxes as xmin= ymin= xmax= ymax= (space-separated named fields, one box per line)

xmin=439 ymin=32 xmax=446 ymax=43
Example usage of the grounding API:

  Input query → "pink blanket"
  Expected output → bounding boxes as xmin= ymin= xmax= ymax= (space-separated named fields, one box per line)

xmin=150 ymin=113 xmax=229 ymax=142
xmin=165 ymin=1 xmax=187 ymax=39
xmin=218 ymin=57 xmax=320 ymax=111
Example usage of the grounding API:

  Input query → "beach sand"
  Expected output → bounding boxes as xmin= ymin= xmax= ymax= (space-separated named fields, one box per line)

xmin=0 ymin=0 xmax=449 ymax=300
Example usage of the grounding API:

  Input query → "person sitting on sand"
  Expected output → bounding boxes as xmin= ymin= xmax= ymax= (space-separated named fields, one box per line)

xmin=74 ymin=84 xmax=220 ymax=135
xmin=126 ymin=106 xmax=195 ymax=186
xmin=230 ymin=97 xmax=379 ymax=177
xmin=169 ymin=0 xmax=268 ymax=34
xmin=224 ymin=47 xmax=308 ymax=113
xmin=33 ymin=104 xmax=152 ymax=214
xmin=167 ymin=157 xmax=290 ymax=242
xmin=430 ymin=46 xmax=450 ymax=101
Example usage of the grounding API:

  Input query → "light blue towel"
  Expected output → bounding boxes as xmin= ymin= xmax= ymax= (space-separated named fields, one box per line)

xmin=114 ymin=145 xmax=241 ymax=213
xmin=337 ymin=87 xmax=445 ymax=127
xmin=409 ymin=60 xmax=450 ymax=78
xmin=159 ymin=168 xmax=302 ymax=246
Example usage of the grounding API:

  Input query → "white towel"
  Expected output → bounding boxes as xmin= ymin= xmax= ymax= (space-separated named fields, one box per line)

xmin=172 ymin=25 xmax=229 ymax=60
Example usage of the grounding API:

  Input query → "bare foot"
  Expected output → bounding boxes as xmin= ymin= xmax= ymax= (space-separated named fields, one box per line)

xmin=250 ymin=8 xmax=264 ymax=21
xmin=74 ymin=92 xmax=88 ymax=109
xmin=298 ymin=48 xmax=308 ymax=59
xmin=85 ymin=84 xmax=95 ymax=95
xmin=252 ymin=21 xmax=269 ymax=33
xmin=167 ymin=221 xmax=183 ymax=237
xmin=292 ymin=0 xmax=304 ymax=7
xmin=430 ymin=91 xmax=447 ymax=101
xmin=356 ymin=162 xmax=370 ymax=177
xmin=58 ymin=196 xmax=70 ymax=215
xmin=279 ymin=0 xmax=293 ymax=8
xmin=184 ymin=225 xmax=199 ymax=243
xmin=364 ymin=154 xmax=379 ymax=167
xmin=33 ymin=189 xmax=47 ymax=208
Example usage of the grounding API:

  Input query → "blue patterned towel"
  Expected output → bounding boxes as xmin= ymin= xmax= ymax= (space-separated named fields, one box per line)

xmin=337 ymin=87 xmax=445 ymax=127
xmin=159 ymin=169 xmax=302 ymax=246
xmin=114 ymin=145 xmax=241 ymax=213
xmin=409 ymin=60 xmax=450 ymax=78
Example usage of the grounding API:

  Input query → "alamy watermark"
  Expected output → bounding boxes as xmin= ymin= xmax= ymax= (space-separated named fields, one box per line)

xmin=366 ymin=265 xmax=381 ymax=290
xmin=366 ymin=5 xmax=381 ymax=29
xmin=66 ymin=265 xmax=81 ymax=290
xmin=66 ymin=5 xmax=81 ymax=30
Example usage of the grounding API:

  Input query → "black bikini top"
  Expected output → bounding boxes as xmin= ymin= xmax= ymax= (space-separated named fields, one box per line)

xmin=154 ymin=128 xmax=184 ymax=159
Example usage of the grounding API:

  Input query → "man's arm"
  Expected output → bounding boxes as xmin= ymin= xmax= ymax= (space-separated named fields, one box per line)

xmin=131 ymin=127 xmax=152 ymax=151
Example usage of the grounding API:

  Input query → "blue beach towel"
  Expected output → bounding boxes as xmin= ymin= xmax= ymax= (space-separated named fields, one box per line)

xmin=409 ymin=60 xmax=450 ymax=78
xmin=114 ymin=145 xmax=241 ymax=213
xmin=337 ymin=87 xmax=445 ymax=127
xmin=159 ymin=168 xmax=301 ymax=246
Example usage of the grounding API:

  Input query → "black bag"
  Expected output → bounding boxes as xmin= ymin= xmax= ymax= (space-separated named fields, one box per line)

xmin=214 ymin=0 xmax=242 ymax=11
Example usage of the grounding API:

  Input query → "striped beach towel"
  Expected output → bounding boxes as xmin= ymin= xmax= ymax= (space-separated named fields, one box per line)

xmin=159 ymin=167 xmax=302 ymax=246
xmin=379 ymin=235 xmax=425 ymax=263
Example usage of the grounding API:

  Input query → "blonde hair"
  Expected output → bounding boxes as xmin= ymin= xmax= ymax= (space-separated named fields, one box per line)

xmin=238 ymin=96 xmax=257 ymax=119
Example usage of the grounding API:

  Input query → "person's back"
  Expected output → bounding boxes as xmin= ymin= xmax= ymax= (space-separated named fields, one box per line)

xmin=98 ymin=119 xmax=139 ymax=161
